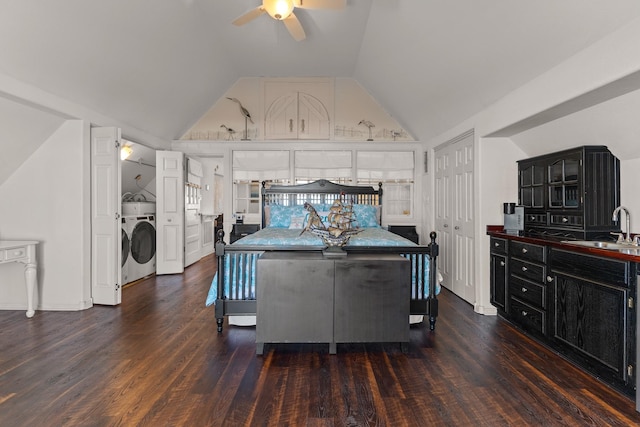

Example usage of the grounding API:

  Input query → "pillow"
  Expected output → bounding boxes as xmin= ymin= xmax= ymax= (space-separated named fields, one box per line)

xmin=289 ymin=216 xmax=305 ymax=229
xmin=303 ymin=211 xmax=331 ymax=228
xmin=268 ymin=204 xmax=307 ymax=228
xmin=353 ymin=204 xmax=380 ymax=228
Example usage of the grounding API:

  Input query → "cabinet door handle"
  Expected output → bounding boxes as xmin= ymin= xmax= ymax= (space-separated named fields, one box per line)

xmin=289 ymin=119 xmax=294 ymax=132
xmin=521 ymin=266 xmax=528 ymax=272
xmin=500 ymin=261 xmax=505 ymax=267
xmin=300 ymin=119 xmax=305 ymax=133
xmin=444 ymin=224 xmax=449 ymax=228
xmin=454 ymin=226 xmax=460 ymax=230
xmin=522 ymin=248 xmax=528 ymax=254
xmin=562 ymin=217 xmax=569 ymax=223
xmin=547 ymin=276 xmax=553 ymax=283
xmin=494 ymin=242 xmax=499 ymax=247
xmin=529 ymin=215 xmax=536 ymax=221
xmin=521 ymin=287 xmax=528 ymax=292
xmin=522 ymin=310 xmax=528 ymax=316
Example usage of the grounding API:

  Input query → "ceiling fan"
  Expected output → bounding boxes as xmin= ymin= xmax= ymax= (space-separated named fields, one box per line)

xmin=232 ymin=0 xmax=346 ymax=42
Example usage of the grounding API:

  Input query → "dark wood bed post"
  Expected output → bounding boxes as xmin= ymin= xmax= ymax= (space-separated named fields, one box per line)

xmin=260 ymin=181 xmax=267 ymax=228
xmin=214 ymin=229 xmax=226 ymax=333
xmin=378 ymin=182 xmax=383 ymax=225
xmin=427 ymin=231 xmax=439 ymax=330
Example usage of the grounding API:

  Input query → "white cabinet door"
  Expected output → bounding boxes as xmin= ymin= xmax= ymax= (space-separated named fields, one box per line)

xmin=184 ymin=203 xmax=201 ymax=267
xmin=263 ymin=79 xmax=333 ymax=140
xmin=91 ymin=127 xmax=122 ymax=305
xmin=264 ymin=93 xmax=299 ymax=139
xmin=298 ymin=92 xmax=331 ymax=139
xmin=156 ymin=151 xmax=184 ymax=275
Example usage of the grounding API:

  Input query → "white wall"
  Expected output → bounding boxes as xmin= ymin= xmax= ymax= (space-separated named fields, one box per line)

xmin=0 ymin=120 xmax=92 ymax=312
xmin=474 ymin=138 xmax=526 ymax=314
xmin=425 ymin=16 xmax=640 ymax=315
xmin=620 ymin=158 xmax=640 ymax=233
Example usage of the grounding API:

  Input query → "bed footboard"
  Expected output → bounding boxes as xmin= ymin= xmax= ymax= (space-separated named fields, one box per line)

xmin=213 ymin=230 xmax=439 ymax=333
xmin=345 ymin=231 xmax=439 ymax=330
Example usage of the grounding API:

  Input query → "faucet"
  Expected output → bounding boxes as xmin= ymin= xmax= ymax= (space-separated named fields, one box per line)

xmin=612 ymin=206 xmax=632 ymax=244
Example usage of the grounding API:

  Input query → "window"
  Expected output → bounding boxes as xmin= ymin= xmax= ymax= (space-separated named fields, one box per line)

xmin=294 ymin=151 xmax=352 ymax=184
xmin=357 ymin=151 xmax=415 ymax=218
xmin=232 ymin=151 xmax=290 ymax=219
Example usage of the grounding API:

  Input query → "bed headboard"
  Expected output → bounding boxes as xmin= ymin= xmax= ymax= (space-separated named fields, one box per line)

xmin=261 ymin=179 xmax=383 ymax=228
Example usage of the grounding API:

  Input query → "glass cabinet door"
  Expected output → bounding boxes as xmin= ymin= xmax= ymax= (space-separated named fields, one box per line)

xmin=519 ymin=163 xmax=545 ymax=208
xmin=547 ymin=157 xmax=580 ymax=209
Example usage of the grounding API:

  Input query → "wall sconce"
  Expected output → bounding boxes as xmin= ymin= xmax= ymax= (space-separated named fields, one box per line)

xmin=120 ymin=145 xmax=133 ymax=160
xmin=263 ymin=0 xmax=294 ymax=20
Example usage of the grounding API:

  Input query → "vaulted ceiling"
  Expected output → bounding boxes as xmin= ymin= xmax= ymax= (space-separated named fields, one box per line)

xmin=1 ymin=0 xmax=640 ymax=146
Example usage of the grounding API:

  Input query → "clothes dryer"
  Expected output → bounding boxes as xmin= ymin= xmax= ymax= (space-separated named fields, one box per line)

xmin=123 ymin=215 xmax=156 ymax=282
xmin=121 ymin=219 xmax=131 ymax=285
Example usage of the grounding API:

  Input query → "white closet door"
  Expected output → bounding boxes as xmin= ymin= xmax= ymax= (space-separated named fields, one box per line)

xmin=434 ymin=147 xmax=452 ymax=292
xmin=434 ymin=131 xmax=475 ymax=304
xmin=91 ymin=126 xmax=122 ymax=305
xmin=156 ymin=151 xmax=184 ymax=275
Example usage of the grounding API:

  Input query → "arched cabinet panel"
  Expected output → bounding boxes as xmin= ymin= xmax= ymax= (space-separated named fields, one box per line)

xmin=263 ymin=79 xmax=333 ymax=140
xmin=265 ymin=92 xmax=330 ymax=140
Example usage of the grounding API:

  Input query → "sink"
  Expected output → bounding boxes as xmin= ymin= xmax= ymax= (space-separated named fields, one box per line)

xmin=561 ymin=240 xmax=640 ymax=253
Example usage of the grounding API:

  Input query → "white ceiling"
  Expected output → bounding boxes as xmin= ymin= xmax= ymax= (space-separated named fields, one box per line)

xmin=1 ymin=0 xmax=640 ymax=145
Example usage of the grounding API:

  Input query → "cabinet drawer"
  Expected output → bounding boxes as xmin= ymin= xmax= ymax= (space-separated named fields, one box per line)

xmin=510 ymin=276 xmax=545 ymax=309
xmin=490 ymin=237 xmax=507 ymax=255
xmin=510 ymin=298 xmax=546 ymax=335
xmin=5 ymin=247 xmax=26 ymax=261
xmin=510 ymin=241 xmax=545 ymax=263
xmin=550 ymin=248 xmax=629 ymax=287
xmin=510 ymin=258 xmax=545 ymax=283
xmin=525 ymin=212 xmax=547 ymax=226
xmin=550 ymin=214 xmax=583 ymax=228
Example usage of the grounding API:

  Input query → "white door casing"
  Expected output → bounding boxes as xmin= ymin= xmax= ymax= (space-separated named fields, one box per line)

xmin=156 ymin=151 xmax=185 ymax=275
xmin=434 ymin=131 xmax=475 ymax=304
xmin=91 ymin=126 xmax=122 ymax=305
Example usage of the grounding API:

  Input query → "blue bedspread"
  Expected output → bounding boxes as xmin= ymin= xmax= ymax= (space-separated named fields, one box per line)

xmin=205 ymin=227 xmax=439 ymax=306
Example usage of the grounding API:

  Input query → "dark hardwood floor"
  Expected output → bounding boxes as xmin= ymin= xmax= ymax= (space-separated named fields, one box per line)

xmin=1 ymin=253 xmax=639 ymax=426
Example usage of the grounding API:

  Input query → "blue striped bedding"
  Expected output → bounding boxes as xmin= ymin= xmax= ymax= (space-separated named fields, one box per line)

xmin=205 ymin=227 xmax=439 ymax=306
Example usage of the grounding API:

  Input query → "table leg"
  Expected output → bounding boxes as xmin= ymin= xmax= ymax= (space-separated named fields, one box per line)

xmin=24 ymin=262 xmax=37 ymax=318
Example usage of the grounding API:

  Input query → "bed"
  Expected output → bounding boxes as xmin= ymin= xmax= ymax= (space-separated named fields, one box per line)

xmin=205 ymin=179 xmax=440 ymax=336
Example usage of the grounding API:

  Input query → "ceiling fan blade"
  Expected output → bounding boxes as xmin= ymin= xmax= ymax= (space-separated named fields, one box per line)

xmin=294 ymin=0 xmax=345 ymax=9
xmin=283 ymin=12 xmax=306 ymax=41
xmin=232 ymin=6 xmax=266 ymax=26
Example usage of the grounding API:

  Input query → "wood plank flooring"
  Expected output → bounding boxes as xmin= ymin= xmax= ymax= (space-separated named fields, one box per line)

xmin=1 ymin=253 xmax=639 ymax=426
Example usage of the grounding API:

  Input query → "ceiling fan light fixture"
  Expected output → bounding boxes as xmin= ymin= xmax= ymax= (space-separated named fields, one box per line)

xmin=263 ymin=0 xmax=294 ymax=20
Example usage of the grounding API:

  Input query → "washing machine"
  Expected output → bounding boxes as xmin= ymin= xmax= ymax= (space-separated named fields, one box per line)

xmin=121 ymin=219 xmax=131 ymax=285
xmin=123 ymin=214 xmax=156 ymax=282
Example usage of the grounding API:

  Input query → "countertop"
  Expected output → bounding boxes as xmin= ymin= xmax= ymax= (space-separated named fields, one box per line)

xmin=487 ymin=226 xmax=640 ymax=262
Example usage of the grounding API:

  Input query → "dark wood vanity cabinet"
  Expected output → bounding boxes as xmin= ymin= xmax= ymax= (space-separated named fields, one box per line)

xmin=508 ymin=241 xmax=549 ymax=337
xmin=518 ymin=146 xmax=620 ymax=239
xmin=550 ymin=248 xmax=636 ymax=395
xmin=490 ymin=237 xmax=508 ymax=314
xmin=488 ymin=235 xmax=637 ymax=397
